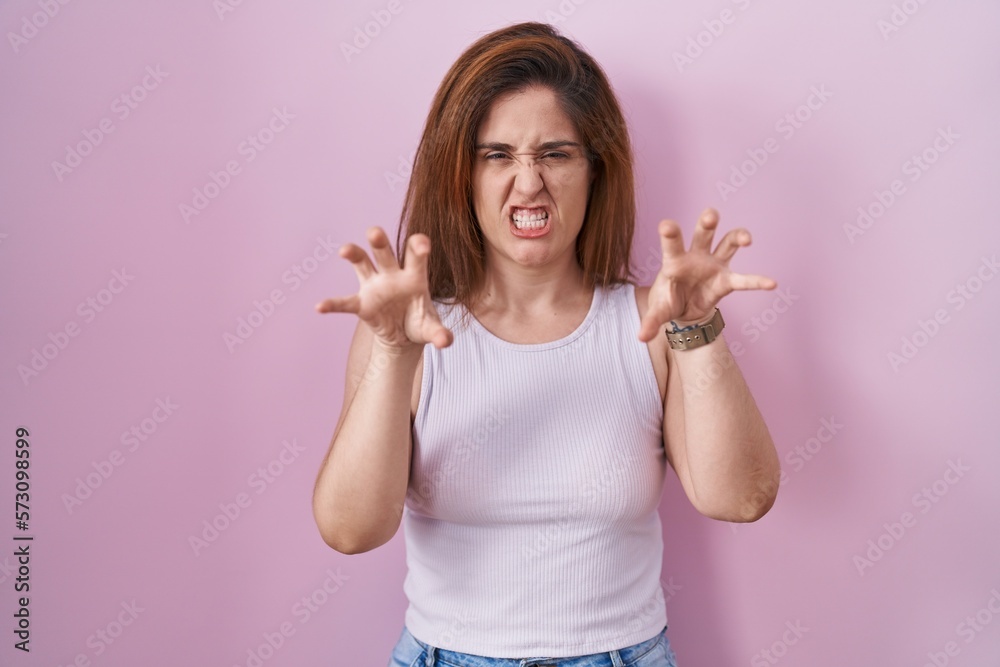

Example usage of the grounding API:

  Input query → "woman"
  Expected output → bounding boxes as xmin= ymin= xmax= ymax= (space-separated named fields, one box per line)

xmin=312 ymin=21 xmax=781 ymax=667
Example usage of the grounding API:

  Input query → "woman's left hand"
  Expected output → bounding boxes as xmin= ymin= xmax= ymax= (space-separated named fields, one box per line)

xmin=638 ymin=208 xmax=777 ymax=342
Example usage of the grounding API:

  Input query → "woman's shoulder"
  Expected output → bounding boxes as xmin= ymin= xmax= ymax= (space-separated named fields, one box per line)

xmin=429 ymin=296 xmax=470 ymax=331
xmin=626 ymin=282 xmax=669 ymax=403
xmin=603 ymin=282 xmax=658 ymax=340
xmin=607 ymin=280 xmax=649 ymax=316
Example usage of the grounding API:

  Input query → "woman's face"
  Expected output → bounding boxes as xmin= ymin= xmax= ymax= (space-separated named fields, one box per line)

xmin=471 ymin=85 xmax=593 ymax=274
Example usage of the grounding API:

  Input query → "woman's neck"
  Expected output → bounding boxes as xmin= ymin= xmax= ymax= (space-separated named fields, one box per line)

xmin=473 ymin=260 xmax=591 ymax=319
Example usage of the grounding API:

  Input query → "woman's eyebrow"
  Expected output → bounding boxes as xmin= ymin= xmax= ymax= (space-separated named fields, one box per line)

xmin=474 ymin=140 xmax=583 ymax=151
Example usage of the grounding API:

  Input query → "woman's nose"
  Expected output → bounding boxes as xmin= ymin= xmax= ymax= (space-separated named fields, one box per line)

xmin=513 ymin=159 xmax=544 ymax=195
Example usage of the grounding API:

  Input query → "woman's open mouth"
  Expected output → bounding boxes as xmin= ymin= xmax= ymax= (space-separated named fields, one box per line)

xmin=510 ymin=206 xmax=550 ymax=238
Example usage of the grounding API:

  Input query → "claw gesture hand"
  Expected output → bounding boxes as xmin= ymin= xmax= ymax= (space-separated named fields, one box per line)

xmin=315 ymin=227 xmax=453 ymax=351
xmin=637 ymin=208 xmax=777 ymax=343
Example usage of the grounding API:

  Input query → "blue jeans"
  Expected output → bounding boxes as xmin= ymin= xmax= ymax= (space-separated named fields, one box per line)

xmin=388 ymin=625 xmax=678 ymax=667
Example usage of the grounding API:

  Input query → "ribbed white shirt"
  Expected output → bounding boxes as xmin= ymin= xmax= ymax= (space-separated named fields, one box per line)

xmin=402 ymin=281 xmax=668 ymax=657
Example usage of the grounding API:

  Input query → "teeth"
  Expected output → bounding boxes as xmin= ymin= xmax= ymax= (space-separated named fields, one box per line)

xmin=511 ymin=208 xmax=549 ymax=229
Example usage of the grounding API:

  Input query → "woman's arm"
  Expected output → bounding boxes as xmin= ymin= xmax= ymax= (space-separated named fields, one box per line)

xmin=638 ymin=208 xmax=781 ymax=522
xmin=311 ymin=321 xmax=421 ymax=554
xmin=661 ymin=335 xmax=780 ymax=522
xmin=311 ymin=228 xmax=450 ymax=553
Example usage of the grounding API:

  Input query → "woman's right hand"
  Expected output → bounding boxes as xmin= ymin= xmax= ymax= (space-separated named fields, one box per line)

xmin=315 ymin=227 xmax=453 ymax=351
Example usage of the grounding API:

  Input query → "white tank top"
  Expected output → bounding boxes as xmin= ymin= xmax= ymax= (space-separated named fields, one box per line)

xmin=403 ymin=281 xmax=668 ymax=657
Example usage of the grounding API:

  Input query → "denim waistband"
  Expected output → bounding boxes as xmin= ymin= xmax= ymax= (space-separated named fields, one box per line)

xmin=406 ymin=625 xmax=667 ymax=667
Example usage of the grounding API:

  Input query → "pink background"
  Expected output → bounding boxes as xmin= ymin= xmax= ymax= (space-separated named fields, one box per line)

xmin=3 ymin=1 xmax=999 ymax=665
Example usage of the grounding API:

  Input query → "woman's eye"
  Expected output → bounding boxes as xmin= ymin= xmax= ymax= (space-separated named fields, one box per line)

xmin=485 ymin=152 xmax=510 ymax=161
xmin=542 ymin=152 xmax=569 ymax=159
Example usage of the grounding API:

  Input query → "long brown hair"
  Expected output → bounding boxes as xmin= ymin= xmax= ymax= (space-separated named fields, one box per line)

xmin=396 ymin=21 xmax=635 ymax=308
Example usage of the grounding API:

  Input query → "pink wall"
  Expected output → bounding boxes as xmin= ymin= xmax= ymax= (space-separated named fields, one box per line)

xmin=2 ymin=1 xmax=999 ymax=665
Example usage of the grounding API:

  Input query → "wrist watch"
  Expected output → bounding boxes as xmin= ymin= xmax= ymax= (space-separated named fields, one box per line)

xmin=665 ymin=308 xmax=725 ymax=351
